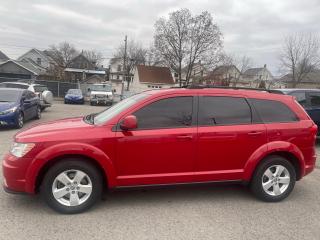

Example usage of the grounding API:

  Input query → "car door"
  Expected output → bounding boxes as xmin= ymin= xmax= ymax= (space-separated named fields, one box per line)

xmin=195 ymin=95 xmax=267 ymax=182
xmin=22 ymin=91 xmax=36 ymax=120
xmin=28 ymin=91 xmax=39 ymax=118
xmin=115 ymin=95 xmax=197 ymax=186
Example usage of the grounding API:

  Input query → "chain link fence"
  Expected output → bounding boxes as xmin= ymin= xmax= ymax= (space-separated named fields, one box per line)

xmin=0 ymin=77 xmax=79 ymax=97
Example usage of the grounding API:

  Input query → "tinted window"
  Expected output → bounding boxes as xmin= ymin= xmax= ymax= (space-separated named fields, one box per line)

xmin=308 ymin=92 xmax=320 ymax=107
xmin=133 ymin=97 xmax=193 ymax=129
xmin=250 ymin=99 xmax=298 ymax=123
xmin=198 ymin=96 xmax=251 ymax=126
xmin=290 ymin=91 xmax=307 ymax=107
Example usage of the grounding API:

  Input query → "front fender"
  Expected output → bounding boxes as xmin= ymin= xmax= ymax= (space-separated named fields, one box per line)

xmin=25 ymin=142 xmax=117 ymax=193
xmin=243 ymin=141 xmax=305 ymax=181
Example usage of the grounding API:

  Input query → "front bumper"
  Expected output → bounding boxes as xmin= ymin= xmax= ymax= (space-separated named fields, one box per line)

xmin=0 ymin=111 xmax=18 ymax=126
xmin=65 ymin=97 xmax=84 ymax=104
xmin=2 ymin=153 xmax=32 ymax=194
xmin=90 ymin=98 xmax=113 ymax=105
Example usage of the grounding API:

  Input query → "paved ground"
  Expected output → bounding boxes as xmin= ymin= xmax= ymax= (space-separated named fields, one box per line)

xmin=0 ymin=101 xmax=320 ymax=240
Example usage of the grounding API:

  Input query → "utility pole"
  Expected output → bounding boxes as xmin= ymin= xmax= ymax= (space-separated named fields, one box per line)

xmin=121 ymin=35 xmax=127 ymax=97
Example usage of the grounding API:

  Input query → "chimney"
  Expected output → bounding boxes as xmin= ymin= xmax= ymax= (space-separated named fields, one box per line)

xmin=264 ymin=64 xmax=267 ymax=68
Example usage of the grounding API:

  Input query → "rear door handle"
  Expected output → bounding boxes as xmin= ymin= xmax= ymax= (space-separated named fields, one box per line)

xmin=177 ymin=135 xmax=193 ymax=140
xmin=248 ymin=131 xmax=263 ymax=136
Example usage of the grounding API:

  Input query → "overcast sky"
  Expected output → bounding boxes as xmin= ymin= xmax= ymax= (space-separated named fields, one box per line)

xmin=0 ymin=0 xmax=319 ymax=75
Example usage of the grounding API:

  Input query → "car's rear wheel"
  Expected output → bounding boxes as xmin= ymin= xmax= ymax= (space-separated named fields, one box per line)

xmin=41 ymin=159 xmax=103 ymax=214
xmin=251 ymin=156 xmax=296 ymax=202
xmin=15 ymin=112 xmax=24 ymax=129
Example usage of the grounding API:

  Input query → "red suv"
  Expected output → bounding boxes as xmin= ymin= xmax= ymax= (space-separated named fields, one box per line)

xmin=2 ymin=88 xmax=317 ymax=213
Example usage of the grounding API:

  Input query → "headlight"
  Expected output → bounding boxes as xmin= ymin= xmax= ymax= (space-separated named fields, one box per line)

xmin=10 ymin=142 xmax=35 ymax=158
xmin=1 ymin=106 xmax=18 ymax=115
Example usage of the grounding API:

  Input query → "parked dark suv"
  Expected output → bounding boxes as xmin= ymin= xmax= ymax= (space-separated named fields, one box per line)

xmin=277 ymin=89 xmax=320 ymax=134
xmin=3 ymin=87 xmax=317 ymax=214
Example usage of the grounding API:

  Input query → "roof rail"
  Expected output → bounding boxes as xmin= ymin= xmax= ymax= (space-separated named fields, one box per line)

xmin=180 ymin=85 xmax=284 ymax=94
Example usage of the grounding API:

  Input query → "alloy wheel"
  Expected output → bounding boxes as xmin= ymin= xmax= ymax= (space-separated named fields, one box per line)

xmin=262 ymin=165 xmax=290 ymax=196
xmin=52 ymin=170 xmax=93 ymax=207
xmin=18 ymin=113 xmax=24 ymax=128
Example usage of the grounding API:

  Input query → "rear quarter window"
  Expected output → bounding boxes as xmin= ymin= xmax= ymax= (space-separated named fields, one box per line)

xmin=250 ymin=98 xmax=298 ymax=123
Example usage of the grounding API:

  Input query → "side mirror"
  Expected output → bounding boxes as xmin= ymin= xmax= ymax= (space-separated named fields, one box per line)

xmin=113 ymin=89 xmax=116 ymax=93
xmin=120 ymin=115 xmax=137 ymax=131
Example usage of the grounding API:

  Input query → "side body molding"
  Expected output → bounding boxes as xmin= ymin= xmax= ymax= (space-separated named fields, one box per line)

xmin=243 ymin=141 xmax=305 ymax=181
xmin=25 ymin=142 xmax=117 ymax=193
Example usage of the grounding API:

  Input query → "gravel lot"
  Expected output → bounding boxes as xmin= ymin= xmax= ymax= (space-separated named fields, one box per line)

xmin=0 ymin=101 xmax=320 ymax=240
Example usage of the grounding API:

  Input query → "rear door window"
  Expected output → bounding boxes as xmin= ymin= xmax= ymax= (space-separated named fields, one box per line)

xmin=198 ymin=96 xmax=252 ymax=126
xmin=250 ymin=99 xmax=298 ymax=123
xmin=308 ymin=92 xmax=320 ymax=107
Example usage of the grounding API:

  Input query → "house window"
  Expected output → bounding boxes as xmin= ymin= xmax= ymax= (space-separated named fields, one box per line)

xmin=117 ymin=65 xmax=122 ymax=71
xmin=37 ymin=58 xmax=41 ymax=65
xmin=117 ymin=75 xmax=119 ymax=80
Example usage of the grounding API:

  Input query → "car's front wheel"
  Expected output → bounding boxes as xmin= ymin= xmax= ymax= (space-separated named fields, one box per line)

xmin=41 ymin=159 xmax=103 ymax=214
xmin=251 ymin=156 xmax=296 ymax=202
xmin=15 ymin=112 xmax=24 ymax=129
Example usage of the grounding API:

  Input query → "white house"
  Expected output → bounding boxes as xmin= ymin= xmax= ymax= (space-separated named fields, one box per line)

xmin=109 ymin=57 xmax=134 ymax=93
xmin=130 ymin=65 xmax=175 ymax=93
xmin=241 ymin=64 xmax=273 ymax=87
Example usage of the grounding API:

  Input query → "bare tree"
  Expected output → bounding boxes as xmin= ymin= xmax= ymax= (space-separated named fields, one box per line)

xmin=46 ymin=42 xmax=78 ymax=79
xmin=145 ymin=46 xmax=164 ymax=66
xmin=280 ymin=33 xmax=320 ymax=88
xmin=154 ymin=9 xmax=223 ymax=86
xmin=114 ymin=40 xmax=148 ymax=89
xmin=83 ymin=50 xmax=103 ymax=66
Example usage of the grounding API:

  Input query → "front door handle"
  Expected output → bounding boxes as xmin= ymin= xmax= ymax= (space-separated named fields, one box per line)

xmin=177 ymin=135 xmax=193 ymax=140
xmin=248 ymin=131 xmax=263 ymax=136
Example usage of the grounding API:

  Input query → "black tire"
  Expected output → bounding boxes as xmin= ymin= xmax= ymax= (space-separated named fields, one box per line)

xmin=41 ymin=159 xmax=103 ymax=214
xmin=15 ymin=112 xmax=24 ymax=129
xmin=35 ymin=106 xmax=41 ymax=120
xmin=251 ymin=156 xmax=296 ymax=202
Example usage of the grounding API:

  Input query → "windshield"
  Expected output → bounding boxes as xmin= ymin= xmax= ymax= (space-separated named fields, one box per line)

xmin=33 ymin=85 xmax=48 ymax=92
xmin=0 ymin=89 xmax=21 ymax=102
xmin=94 ymin=93 xmax=149 ymax=125
xmin=91 ymin=85 xmax=112 ymax=92
xmin=67 ymin=89 xmax=82 ymax=95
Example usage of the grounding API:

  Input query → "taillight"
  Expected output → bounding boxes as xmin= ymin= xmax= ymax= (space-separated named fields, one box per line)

xmin=310 ymin=124 xmax=318 ymax=140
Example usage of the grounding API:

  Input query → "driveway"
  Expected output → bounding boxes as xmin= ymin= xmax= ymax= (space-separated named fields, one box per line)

xmin=0 ymin=101 xmax=319 ymax=240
